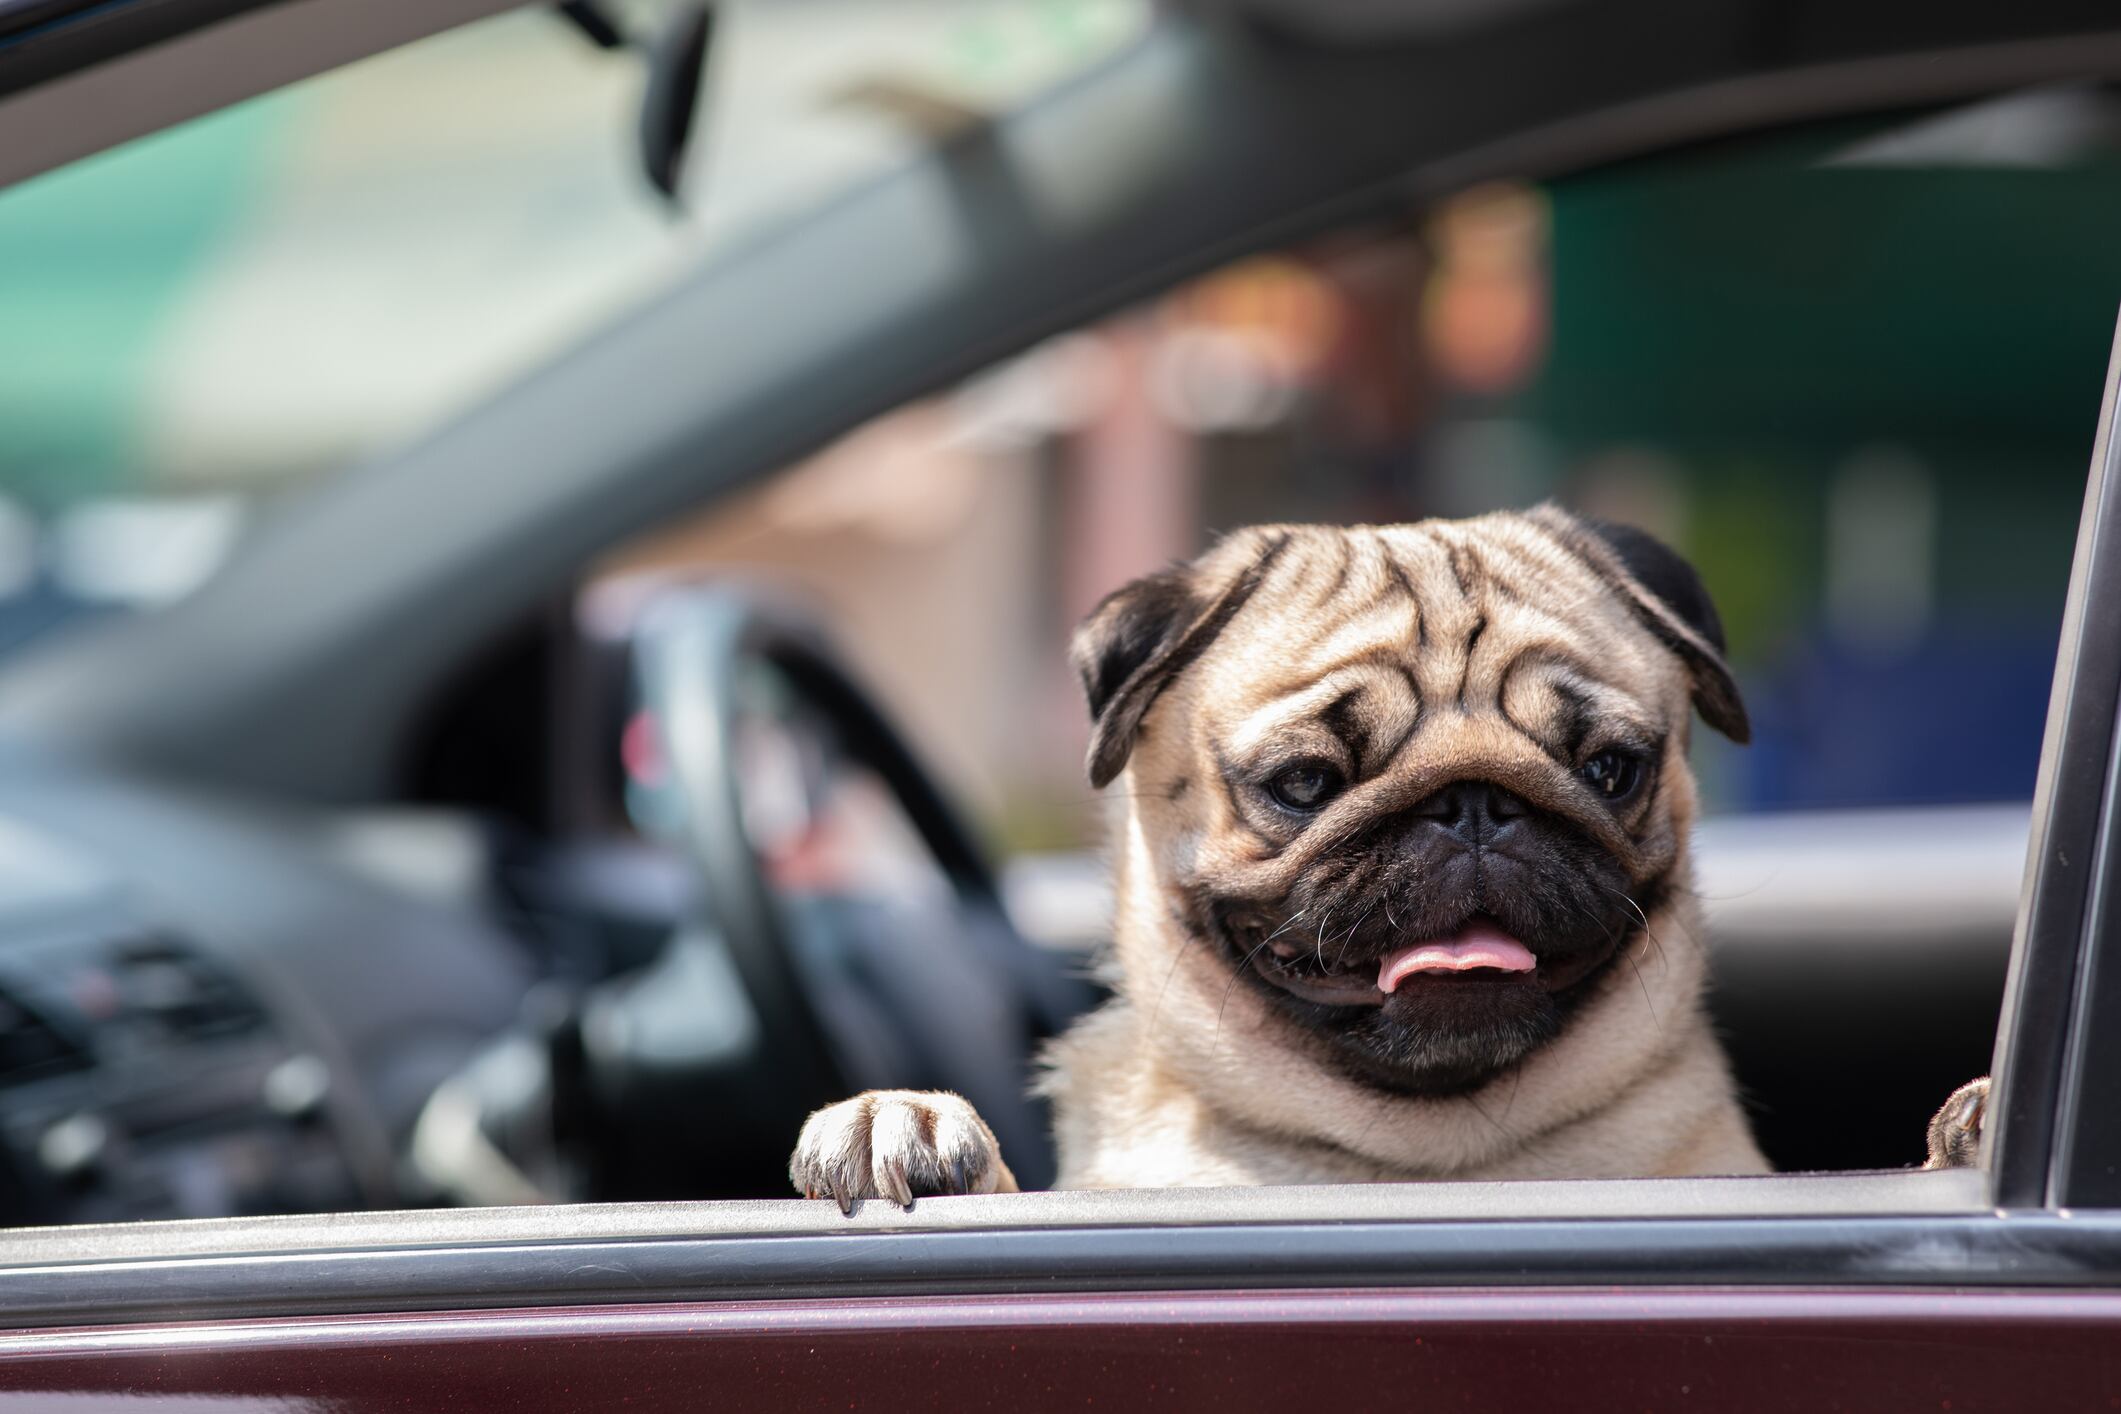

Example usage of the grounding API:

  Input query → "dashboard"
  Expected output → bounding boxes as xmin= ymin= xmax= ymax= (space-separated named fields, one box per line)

xmin=0 ymin=742 xmax=530 ymax=1224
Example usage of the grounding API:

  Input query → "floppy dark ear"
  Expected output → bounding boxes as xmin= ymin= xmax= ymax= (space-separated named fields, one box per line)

xmin=1071 ymin=534 xmax=1289 ymax=788
xmin=1533 ymin=508 xmax=1750 ymax=744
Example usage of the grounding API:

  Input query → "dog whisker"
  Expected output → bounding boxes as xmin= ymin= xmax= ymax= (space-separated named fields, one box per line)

xmin=1333 ymin=903 xmax=1377 ymax=968
xmin=1312 ymin=905 xmax=1338 ymax=970
xmin=1559 ymin=890 xmax=1662 ymax=1027
xmin=1623 ymin=947 xmax=1660 ymax=1029
xmin=1211 ymin=934 xmax=1282 ymax=1050
xmin=1262 ymin=909 xmax=1313 ymax=945
xmin=1590 ymin=879 xmax=1675 ymax=978
xmin=1144 ymin=924 xmax=1204 ymax=1039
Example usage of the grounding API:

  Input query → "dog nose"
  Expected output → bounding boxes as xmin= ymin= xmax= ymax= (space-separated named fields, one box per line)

xmin=1409 ymin=780 xmax=1528 ymax=845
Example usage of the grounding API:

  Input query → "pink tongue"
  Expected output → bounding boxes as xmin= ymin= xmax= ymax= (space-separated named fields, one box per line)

xmin=1378 ymin=920 xmax=1537 ymax=993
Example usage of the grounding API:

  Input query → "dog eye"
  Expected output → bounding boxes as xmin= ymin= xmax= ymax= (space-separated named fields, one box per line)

xmin=1266 ymin=763 xmax=1344 ymax=812
xmin=1578 ymin=750 xmax=1643 ymax=803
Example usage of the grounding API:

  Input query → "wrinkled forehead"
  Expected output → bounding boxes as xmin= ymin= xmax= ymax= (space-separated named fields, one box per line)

xmin=1192 ymin=521 xmax=1679 ymax=759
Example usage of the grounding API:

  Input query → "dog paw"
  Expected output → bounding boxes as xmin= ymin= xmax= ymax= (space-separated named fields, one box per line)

xmin=790 ymin=1090 xmax=1017 ymax=1212
xmin=1924 ymin=1076 xmax=1990 ymax=1170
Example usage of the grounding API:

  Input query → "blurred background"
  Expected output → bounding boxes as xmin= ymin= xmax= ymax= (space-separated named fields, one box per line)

xmin=4 ymin=2 xmax=2114 ymax=859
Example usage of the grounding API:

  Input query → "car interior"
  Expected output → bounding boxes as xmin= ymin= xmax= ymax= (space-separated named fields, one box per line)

xmin=0 ymin=0 xmax=2117 ymax=1240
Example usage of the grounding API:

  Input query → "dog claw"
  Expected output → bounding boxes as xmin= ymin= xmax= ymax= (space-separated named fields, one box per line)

xmin=880 ymin=1159 xmax=914 ymax=1210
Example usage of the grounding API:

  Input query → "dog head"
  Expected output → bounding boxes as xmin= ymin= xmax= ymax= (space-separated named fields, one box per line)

xmin=1072 ymin=507 xmax=1746 ymax=1097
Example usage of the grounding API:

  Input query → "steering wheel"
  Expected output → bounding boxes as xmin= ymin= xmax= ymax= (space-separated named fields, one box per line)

xmin=611 ymin=588 xmax=1086 ymax=1193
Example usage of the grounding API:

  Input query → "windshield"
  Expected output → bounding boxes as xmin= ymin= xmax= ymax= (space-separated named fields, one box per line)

xmin=0 ymin=0 xmax=1148 ymax=654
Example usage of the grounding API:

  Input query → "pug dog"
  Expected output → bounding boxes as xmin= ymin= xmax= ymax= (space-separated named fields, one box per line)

xmin=791 ymin=507 xmax=1770 ymax=1209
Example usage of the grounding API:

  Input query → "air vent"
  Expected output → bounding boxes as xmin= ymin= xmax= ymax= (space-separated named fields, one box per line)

xmin=0 ymin=984 xmax=87 ymax=1086
xmin=106 ymin=938 xmax=265 ymax=1039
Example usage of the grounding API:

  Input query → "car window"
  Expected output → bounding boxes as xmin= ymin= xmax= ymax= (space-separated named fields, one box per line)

xmin=4 ymin=39 xmax=2115 ymax=1240
xmin=591 ymin=89 xmax=2121 ymax=1174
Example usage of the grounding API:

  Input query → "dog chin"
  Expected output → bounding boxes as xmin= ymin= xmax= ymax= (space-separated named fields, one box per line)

xmin=1324 ymin=981 xmax=1564 ymax=1095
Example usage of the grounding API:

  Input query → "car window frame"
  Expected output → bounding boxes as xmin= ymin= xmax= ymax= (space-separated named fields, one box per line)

xmin=1993 ymin=309 xmax=2121 ymax=1210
